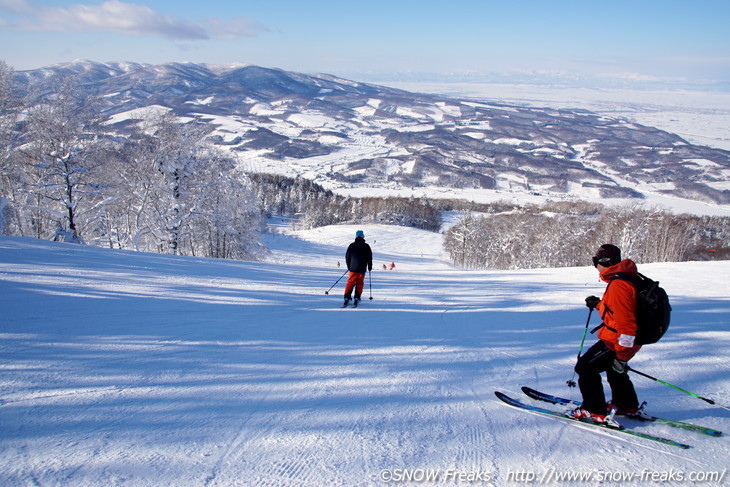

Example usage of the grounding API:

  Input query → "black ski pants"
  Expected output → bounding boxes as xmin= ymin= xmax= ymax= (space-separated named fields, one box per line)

xmin=575 ymin=341 xmax=639 ymax=415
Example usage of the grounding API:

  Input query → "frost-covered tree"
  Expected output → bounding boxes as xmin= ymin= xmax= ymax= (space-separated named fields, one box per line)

xmin=15 ymin=76 xmax=107 ymax=242
xmin=0 ymin=61 xmax=19 ymax=234
xmin=138 ymin=114 xmax=211 ymax=255
xmin=444 ymin=203 xmax=730 ymax=270
xmin=443 ymin=211 xmax=479 ymax=268
xmin=189 ymin=152 xmax=264 ymax=259
xmin=106 ymin=113 xmax=264 ymax=259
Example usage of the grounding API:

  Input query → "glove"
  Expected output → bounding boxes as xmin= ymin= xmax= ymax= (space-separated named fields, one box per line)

xmin=612 ymin=358 xmax=628 ymax=374
xmin=585 ymin=295 xmax=600 ymax=309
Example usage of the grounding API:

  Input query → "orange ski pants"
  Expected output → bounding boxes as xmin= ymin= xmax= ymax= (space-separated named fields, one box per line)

xmin=344 ymin=272 xmax=365 ymax=299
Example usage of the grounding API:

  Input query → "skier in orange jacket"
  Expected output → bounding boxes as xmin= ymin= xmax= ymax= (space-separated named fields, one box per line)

xmin=567 ymin=244 xmax=647 ymax=425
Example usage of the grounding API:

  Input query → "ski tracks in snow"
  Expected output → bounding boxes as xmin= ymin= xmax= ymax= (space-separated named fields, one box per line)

xmin=2 ymin=234 xmax=729 ymax=485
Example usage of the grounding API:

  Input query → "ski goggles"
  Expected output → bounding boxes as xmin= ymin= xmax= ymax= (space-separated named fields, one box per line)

xmin=592 ymin=256 xmax=614 ymax=267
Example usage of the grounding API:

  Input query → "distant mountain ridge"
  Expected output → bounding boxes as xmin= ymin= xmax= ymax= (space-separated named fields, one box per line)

xmin=14 ymin=60 xmax=730 ymax=205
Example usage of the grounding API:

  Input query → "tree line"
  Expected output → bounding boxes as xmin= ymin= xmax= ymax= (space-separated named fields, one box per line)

xmin=250 ymin=173 xmax=442 ymax=232
xmin=443 ymin=200 xmax=730 ymax=269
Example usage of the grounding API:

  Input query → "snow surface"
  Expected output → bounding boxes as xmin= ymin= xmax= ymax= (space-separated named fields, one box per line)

xmin=1 ymin=224 xmax=729 ymax=486
xmin=379 ymin=82 xmax=730 ymax=152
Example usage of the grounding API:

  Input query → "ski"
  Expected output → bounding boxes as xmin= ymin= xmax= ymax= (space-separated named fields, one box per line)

xmin=521 ymin=386 xmax=722 ymax=438
xmin=342 ymin=298 xmax=362 ymax=308
xmin=495 ymin=391 xmax=692 ymax=449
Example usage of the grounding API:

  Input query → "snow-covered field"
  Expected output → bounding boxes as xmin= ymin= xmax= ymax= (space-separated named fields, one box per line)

xmin=380 ymin=82 xmax=730 ymax=152
xmin=1 ymin=223 xmax=728 ymax=486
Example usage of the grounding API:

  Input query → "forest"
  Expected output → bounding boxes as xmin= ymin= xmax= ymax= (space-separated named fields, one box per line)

xmin=442 ymin=201 xmax=730 ymax=269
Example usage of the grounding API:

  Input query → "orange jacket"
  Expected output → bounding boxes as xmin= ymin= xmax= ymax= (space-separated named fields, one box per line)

xmin=596 ymin=259 xmax=642 ymax=361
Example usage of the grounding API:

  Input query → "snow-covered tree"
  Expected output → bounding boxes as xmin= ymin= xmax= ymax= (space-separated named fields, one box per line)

xmin=106 ymin=113 xmax=264 ymax=259
xmin=445 ymin=202 xmax=729 ymax=270
xmin=14 ymin=76 xmax=108 ymax=242
xmin=189 ymin=152 xmax=264 ymax=259
xmin=0 ymin=61 xmax=18 ymax=235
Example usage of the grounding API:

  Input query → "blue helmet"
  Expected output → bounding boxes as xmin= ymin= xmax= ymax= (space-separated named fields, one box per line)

xmin=356 ymin=230 xmax=364 ymax=238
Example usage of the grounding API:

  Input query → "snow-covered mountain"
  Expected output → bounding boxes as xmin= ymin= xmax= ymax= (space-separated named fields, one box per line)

xmin=14 ymin=61 xmax=730 ymax=205
xmin=1 ymin=225 xmax=728 ymax=486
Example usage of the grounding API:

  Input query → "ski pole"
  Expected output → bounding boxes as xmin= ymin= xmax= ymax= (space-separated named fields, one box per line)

xmin=368 ymin=270 xmax=373 ymax=300
xmin=324 ymin=270 xmax=348 ymax=295
xmin=567 ymin=307 xmax=594 ymax=388
xmin=627 ymin=366 xmax=730 ymax=412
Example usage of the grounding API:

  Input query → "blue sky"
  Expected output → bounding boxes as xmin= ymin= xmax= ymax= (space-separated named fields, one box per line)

xmin=1 ymin=0 xmax=728 ymax=87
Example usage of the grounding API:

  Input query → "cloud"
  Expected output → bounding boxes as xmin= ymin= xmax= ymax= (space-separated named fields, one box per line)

xmin=0 ymin=0 xmax=266 ymax=40
xmin=202 ymin=17 xmax=268 ymax=40
xmin=0 ymin=0 xmax=33 ymax=14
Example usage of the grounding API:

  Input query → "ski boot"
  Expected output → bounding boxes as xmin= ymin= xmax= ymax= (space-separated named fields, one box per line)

xmin=608 ymin=400 xmax=652 ymax=420
xmin=566 ymin=407 xmax=621 ymax=428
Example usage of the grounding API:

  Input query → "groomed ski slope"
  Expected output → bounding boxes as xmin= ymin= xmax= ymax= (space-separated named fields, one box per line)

xmin=0 ymin=225 xmax=728 ymax=487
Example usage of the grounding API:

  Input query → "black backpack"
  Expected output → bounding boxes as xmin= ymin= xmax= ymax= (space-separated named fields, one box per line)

xmin=608 ymin=272 xmax=672 ymax=345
